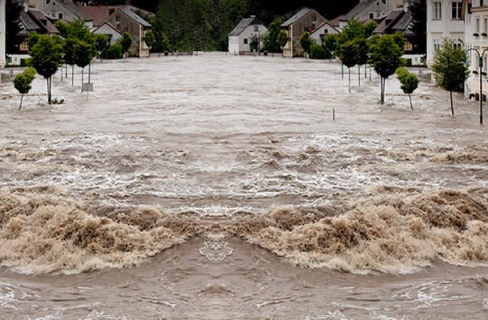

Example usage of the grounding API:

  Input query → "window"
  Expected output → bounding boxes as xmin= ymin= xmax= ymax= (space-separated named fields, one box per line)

xmin=452 ymin=1 xmax=462 ymax=20
xmin=58 ymin=12 xmax=63 ymax=19
xmin=369 ymin=12 xmax=375 ymax=19
xmin=477 ymin=17 xmax=481 ymax=33
xmin=484 ymin=17 xmax=488 ymax=34
xmin=244 ymin=39 xmax=248 ymax=44
xmin=433 ymin=38 xmax=441 ymax=51
xmin=433 ymin=2 xmax=442 ymax=20
xmin=254 ymin=26 xmax=258 ymax=32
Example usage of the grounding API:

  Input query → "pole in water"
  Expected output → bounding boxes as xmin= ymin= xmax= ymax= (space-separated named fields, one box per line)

xmin=333 ymin=108 xmax=335 ymax=121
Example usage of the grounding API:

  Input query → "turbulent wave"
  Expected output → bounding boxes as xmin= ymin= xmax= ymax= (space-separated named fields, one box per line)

xmin=1 ymin=186 xmax=487 ymax=275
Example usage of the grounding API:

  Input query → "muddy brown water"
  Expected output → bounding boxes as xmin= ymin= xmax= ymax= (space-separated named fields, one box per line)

xmin=0 ymin=54 xmax=487 ymax=319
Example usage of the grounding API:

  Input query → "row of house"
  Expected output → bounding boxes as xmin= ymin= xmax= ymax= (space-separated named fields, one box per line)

xmin=5 ymin=0 xmax=153 ymax=62
xmin=228 ymin=1 xmax=415 ymax=57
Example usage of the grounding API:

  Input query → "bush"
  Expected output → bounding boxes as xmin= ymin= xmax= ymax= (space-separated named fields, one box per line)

xmin=310 ymin=43 xmax=326 ymax=60
xmin=103 ymin=44 xmax=123 ymax=59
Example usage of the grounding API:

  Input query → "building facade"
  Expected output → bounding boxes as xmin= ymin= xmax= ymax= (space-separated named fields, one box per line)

xmin=104 ymin=8 xmax=151 ymax=57
xmin=426 ymin=0 xmax=465 ymax=65
xmin=0 ymin=0 xmax=5 ymax=68
xmin=467 ymin=1 xmax=488 ymax=100
xmin=281 ymin=8 xmax=327 ymax=57
xmin=228 ymin=16 xmax=267 ymax=55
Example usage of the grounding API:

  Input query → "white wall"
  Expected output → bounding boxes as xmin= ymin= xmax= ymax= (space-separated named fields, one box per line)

xmin=311 ymin=24 xmax=338 ymax=45
xmin=0 ymin=0 xmax=5 ymax=68
xmin=426 ymin=0 xmax=465 ymax=65
xmin=229 ymin=25 xmax=268 ymax=55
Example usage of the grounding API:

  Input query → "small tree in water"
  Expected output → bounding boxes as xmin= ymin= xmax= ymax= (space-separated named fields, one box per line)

xmin=432 ymin=39 xmax=469 ymax=116
xmin=28 ymin=34 xmax=64 ymax=104
xmin=13 ymin=67 xmax=36 ymax=110
xmin=396 ymin=67 xmax=419 ymax=110
xmin=368 ymin=33 xmax=404 ymax=104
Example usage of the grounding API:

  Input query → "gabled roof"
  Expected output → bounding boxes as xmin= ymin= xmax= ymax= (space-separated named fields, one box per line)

xmin=281 ymin=7 xmax=313 ymax=27
xmin=119 ymin=7 xmax=152 ymax=28
xmin=228 ymin=16 xmax=264 ymax=36
xmin=340 ymin=0 xmax=375 ymax=21
xmin=76 ymin=5 xmax=154 ymax=27
xmin=310 ymin=20 xmax=339 ymax=35
xmin=19 ymin=9 xmax=59 ymax=34
xmin=47 ymin=1 xmax=93 ymax=21
xmin=373 ymin=8 xmax=413 ymax=35
xmin=93 ymin=21 xmax=122 ymax=35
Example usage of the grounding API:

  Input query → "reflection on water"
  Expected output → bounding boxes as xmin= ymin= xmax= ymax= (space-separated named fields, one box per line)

xmin=0 ymin=54 xmax=487 ymax=319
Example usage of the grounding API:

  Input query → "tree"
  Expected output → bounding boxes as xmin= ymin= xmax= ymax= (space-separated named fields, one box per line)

xmin=56 ymin=19 xmax=96 ymax=85
xmin=323 ymin=33 xmax=339 ymax=59
xmin=409 ymin=0 xmax=427 ymax=54
xmin=396 ymin=67 xmax=419 ymax=110
xmin=6 ymin=0 xmax=23 ymax=54
xmin=432 ymin=39 xmax=469 ymax=116
xmin=74 ymin=40 xmax=95 ymax=90
xmin=338 ymin=40 xmax=358 ymax=93
xmin=119 ymin=32 xmax=133 ymax=54
xmin=28 ymin=34 xmax=64 ymax=105
xmin=368 ymin=33 xmax=404 ymax=104
xmin=13 ymin=67 xmax=37 ymax=110
xmin=94 ymin=34 xmax=110 ymax=58
xmin=63 ymin=38 xmax=79 ymax=86
xmin=263 ymin=17 xmax=288 ymax=53
xmin=310 ymin=43 xmax=326 ymax=59
xmin=300 ymin=32 xmax=314 ymax=55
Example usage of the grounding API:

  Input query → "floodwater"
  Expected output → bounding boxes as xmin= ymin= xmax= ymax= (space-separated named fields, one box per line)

xmin=0 ymin=54 xmax=487 ymax=319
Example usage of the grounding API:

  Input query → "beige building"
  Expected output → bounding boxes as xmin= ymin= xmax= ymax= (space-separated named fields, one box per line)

xmin=281 ymin=8 xmax=327 ymax=57
xmin=103 ymin=8 xmax=151 ymax=57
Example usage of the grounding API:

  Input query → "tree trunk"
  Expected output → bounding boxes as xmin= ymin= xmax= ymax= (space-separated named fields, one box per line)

xmin=47 ymin=78 xmax=51 ymax=105
xmin=358 ymin=65 xmax=360 ymax=87
xmin=19 ymin=94 xmax=24 ymax=110
xmin=72 ymin=65 xmax=74 ymax=87
xmin=409 ymin=94 xmax=413 ymax=111
xmin=348 ymin=68 xmax=351 ymax=93
xmin=380 ymin=77 xmax=385 ymax=104
xmin=364 ymin=64 xmax=367 ymax=78
xmin=81 ymin=67 xmax=84 ymax=93
xmin=450 ymin=90 xmax=454 ymax=116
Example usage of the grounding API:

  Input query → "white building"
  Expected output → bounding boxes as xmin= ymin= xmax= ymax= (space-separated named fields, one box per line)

xmin=0 ymin=0 xmax=5 ymax=68
xmin=228 ymin=16 xmax=267 ymax=55
xmin=310 ymin=21 xmax=339 ymax=45
xmin=426 ymin=0 xmax=465 ymax=65
xmin=467 ymin=0 xmax=488 ymax=100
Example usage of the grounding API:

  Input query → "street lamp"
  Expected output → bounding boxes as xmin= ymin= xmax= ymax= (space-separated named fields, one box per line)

xmin=466 ymin=47 xmax=488 ymax=124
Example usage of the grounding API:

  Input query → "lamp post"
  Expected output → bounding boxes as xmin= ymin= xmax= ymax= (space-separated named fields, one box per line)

xmin=466 ymin=47 xmax=488 ymax=125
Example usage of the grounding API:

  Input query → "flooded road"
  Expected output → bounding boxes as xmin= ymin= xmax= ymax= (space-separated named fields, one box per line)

xmin=0 ymin=54 xmax=487 ymax=319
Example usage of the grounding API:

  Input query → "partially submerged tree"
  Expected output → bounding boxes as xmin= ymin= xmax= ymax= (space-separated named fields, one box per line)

xmin=263 ymin=17 xmax=288 ymax=53
xmin=13 ymin=67 xmax=37 ymax=110
xmin=338 ymin=40 xmax=358 ymax=93
xmin=396 ymin=67 xmax=419 ymax=110
xmin=74 ymin=40 xmax=95 ymax=91
xmin=300 ymin=32 xmax=314 ymax=55
xmin=322 ymin=33 xmax=339 ymax=59
xmin=368 ymin=33 xmax=404 ymax=104
xmin=28 ymin=34 xmax=64 ymax=104
xmin=432 ymin=39 xmax=469 ymax=116
xmin=119 ymin=32 xmax=133 ymax=55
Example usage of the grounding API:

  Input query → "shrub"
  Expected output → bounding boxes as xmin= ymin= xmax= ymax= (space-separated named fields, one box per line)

xmin=103 ymin=44 xmax=123 ymax=59
xmin=310 ymin=43 xmax=326 ymax=59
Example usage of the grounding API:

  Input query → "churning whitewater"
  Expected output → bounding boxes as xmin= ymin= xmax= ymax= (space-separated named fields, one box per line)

xmin=0 ymin=54 xmax=487 ymax=319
